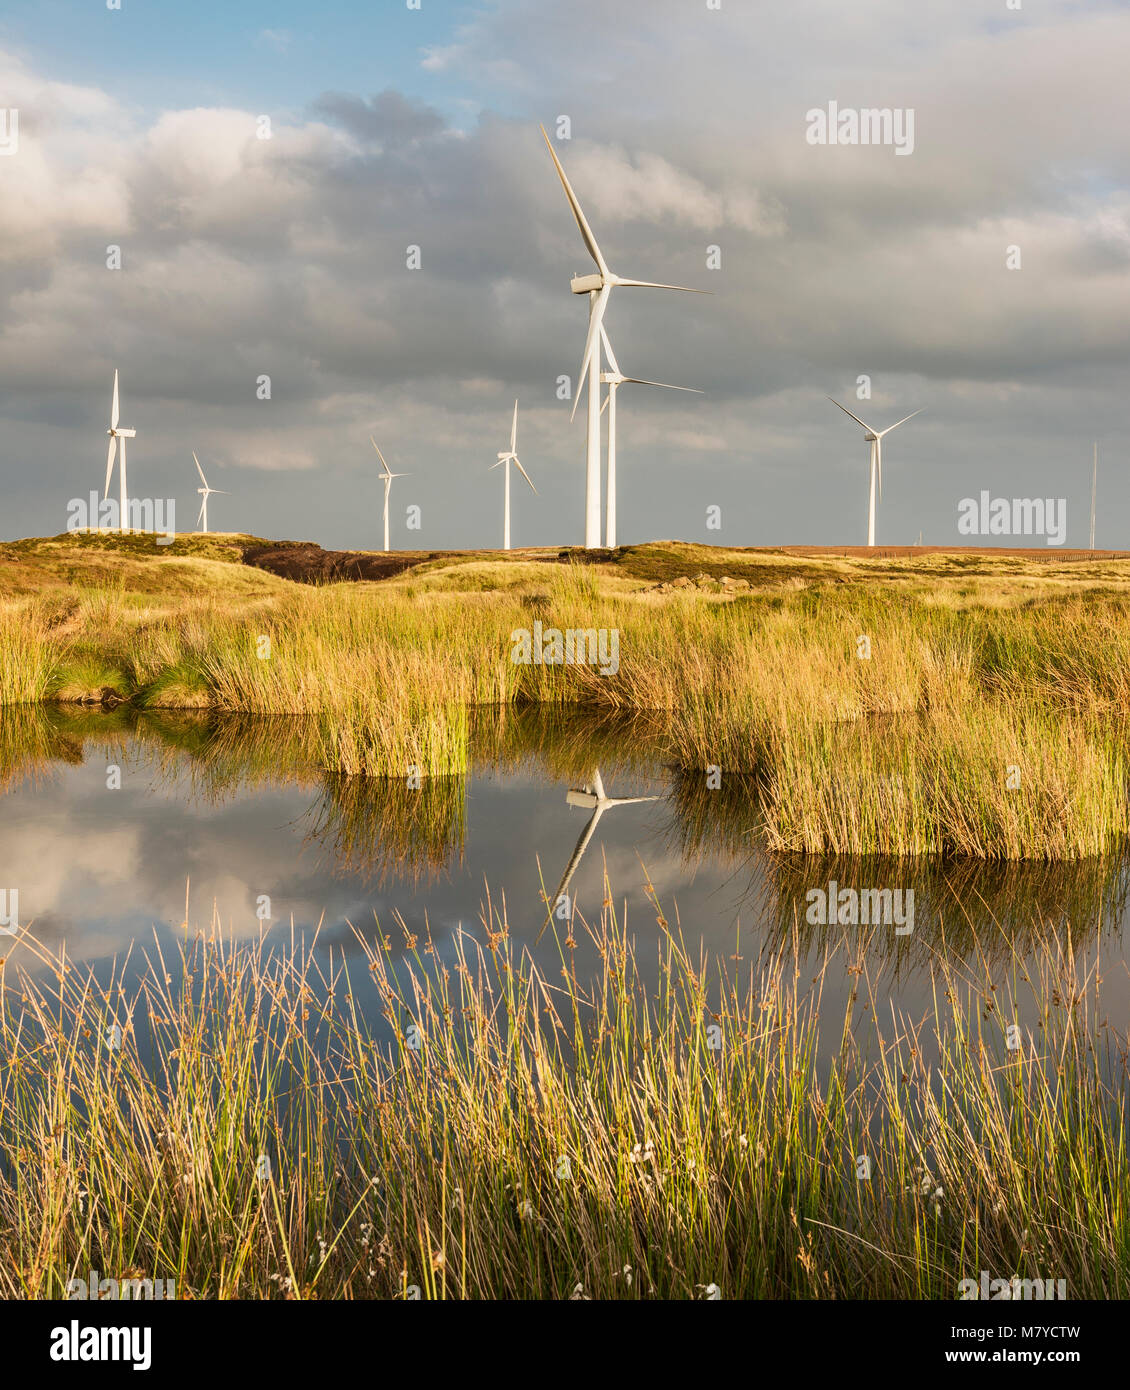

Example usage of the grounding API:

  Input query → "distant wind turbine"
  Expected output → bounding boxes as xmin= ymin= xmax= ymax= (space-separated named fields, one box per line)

xmin=1091 ymin=442 xmax=1097 ymax=551
xmin=537 ymin=767 xmax=659 ymax=942
xmin=104 ymin=370 xmax=136 ymax=534
xmin=192 ymin=453 xmax=228 ymax=534
xmin=540 ymin=125 xmax=706 ymax=548
xmin=370 ymin=438 xmax=407 ymax=552
xmin=827 ymin=398 xmax=922 ymax=547
xmin=490 ymin=400 xmax=536 ymax=550
xmin=598 ymin=323 xmax=701 ymax=549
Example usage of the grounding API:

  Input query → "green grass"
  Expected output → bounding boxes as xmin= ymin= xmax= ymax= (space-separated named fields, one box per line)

xmin=5 ymin=535 xmax=1130 ymax=855
xmin=0 ymin=890 xmax=1124 ymax=1299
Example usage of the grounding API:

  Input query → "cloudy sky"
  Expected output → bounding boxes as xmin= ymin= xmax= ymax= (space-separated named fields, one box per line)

xmin=0 ymin=0 xmax=1127 ymax=550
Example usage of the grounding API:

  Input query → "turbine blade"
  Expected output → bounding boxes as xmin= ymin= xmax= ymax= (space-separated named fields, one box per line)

xmin=197 ymin=499 xmax=207 ymax=528
xmin=511 ymin=399 xmax=518 ymax=454
xmin=536 ymin=806 xmax=603 ymax=944
xmin=600 ymin=390 xmax=610 ymax=417
xmin=514 ymin=457 xmax=537 ymax=494
xmin=539 ymin=124 xmax=609 ymax=276
xmin=104 ymin=437 xmax=117 ymax=498
xmin=370 ymin=436 xmax=392 ymax=478
xmin=598 ymin=321 xmax=621 ymax=377
xmin=192 ymin=451 xmax=208 ymax=487
xmin=878 ymin=409 xmax=922 ymax=437
xmin=570 ymin=282 xmax=612 ymax=423
xmin=591 ymin=767 xmax=607 ymax=802
xmin=623 ymin=378 xmax=703 ymax=392
xmin=111 ymin=370 xmax=119 ymax=430
xmin=827 ymin=397 xmax=873 ymax=432
xmin=614 ymin=279 xmax=708 ymax=294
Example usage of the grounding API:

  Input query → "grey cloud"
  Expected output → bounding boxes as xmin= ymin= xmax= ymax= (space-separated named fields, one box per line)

xmin=0 ymin=1 xmax=1127 ymax=552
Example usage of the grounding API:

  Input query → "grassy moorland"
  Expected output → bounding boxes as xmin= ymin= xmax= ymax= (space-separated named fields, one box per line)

xmin=4 ymin=532 xmax=1130 ymax=857
xmin=1 ymin=536 xmax=1128 ymax=1301
xmin=0 ymin=899 xmax=1124 ymax=1300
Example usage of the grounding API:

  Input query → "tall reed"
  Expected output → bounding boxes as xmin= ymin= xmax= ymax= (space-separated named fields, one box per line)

xmin=0 ymin=890 xmax=1124 ymax=1299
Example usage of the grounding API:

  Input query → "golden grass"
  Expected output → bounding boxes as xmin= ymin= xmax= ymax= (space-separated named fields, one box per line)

xmin=0 ymin=891 xmax=1124 ymax=1299
xmin=5 ymin=537 xmax=1130 ymax=856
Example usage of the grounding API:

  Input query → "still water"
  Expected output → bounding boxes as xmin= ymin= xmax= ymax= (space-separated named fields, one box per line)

xmin=1 ymin=704 xmax=1127 ymax=1051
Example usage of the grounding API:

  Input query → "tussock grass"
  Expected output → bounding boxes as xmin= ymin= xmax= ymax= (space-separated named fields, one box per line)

xmin=308 ymin=774 xmax=466 ymax=883
xmin=0 ymin=892 xmax=1124 ymax=1299
xmin=6 ymin=546 xmax=1130 ymax=855
xmin=0 ymin=605 xmax=57 ymax=704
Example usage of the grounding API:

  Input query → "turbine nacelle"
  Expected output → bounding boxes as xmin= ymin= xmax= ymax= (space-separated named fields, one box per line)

xmin=566 ymin=789 xmax=600 ymax=809
xmin=570 ymin=273 xmax=604 ymax=295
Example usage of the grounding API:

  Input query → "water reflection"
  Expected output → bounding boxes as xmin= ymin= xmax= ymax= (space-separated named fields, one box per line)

xmin=540 ymin=766 xmax=661 ymax=939
xmin=0 ymin=704 xmax=1125 ymax=1031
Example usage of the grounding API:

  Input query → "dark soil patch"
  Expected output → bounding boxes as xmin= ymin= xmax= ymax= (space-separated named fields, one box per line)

xmin=240 ymin=542 xmax=446 ymax=583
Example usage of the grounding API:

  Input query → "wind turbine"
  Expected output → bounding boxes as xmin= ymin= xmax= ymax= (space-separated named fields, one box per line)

xmin=490 ymin=400 xmax=536 ymax=550
xmin=370 ymin=438 xmax=407 ymax=552
xmin=1090 ymin=442 xmax=1097 ymax=550
xmin=537 ymin=767 xmax=659 ymax=941
xmin=192 ymin=453 xmax=228 ymax=534
xmin=827 ymin=398 xmax=922 ymax=547
xmin=104 ymin=370 xmax=136 ymax=534
xmin=598 ymin=323 xmax=702 ymax=549
xmin=540 ymin=125 xmax=705 ymax=549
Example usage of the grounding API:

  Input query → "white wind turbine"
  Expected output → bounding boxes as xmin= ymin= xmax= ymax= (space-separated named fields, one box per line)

xmin=540 ymin=126 xmax=705 ymax=549
xmin=192 ymin=453 xmax=228 ymax=534
xmin=598 ymin=323 xmax=702 ymax=549
xmin=490 ymin=400 xmax=536 ymax=550
xmin=1090 ymin=442 xmax=1097 ymax=550
xmin=827 ymin=398 xmax=922 ymax=547
xmin=537 ymin=766 xmax=659 ymax=941
xmin=104 ymin=370 xmax=136 ymax=534
xmin=370 ymin=438 xmax=407 ymax=552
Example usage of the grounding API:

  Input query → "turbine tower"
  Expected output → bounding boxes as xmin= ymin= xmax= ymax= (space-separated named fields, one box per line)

xmin=827 ymin=398 xmax=921 ymax=547
xmin=490 ymin=400 xmax=536 ymax=550
xmin=598 ymin=323 xmax=701 ymax=549
xmin=537 ymin=767 xmax=659 ymax=941
xmin=540 ymin=126 xmax=704 ymax=549
xmin=1091 ymin=442 xmax=1097 ymax=551
xmin=370 ymin=438 xmax=407 ymax=553
xmin=193 ymin=453 xmax=228 ymax=534
xmin=104 ymin=370 xmax=136 ymax=534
